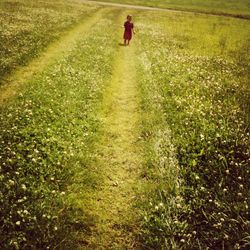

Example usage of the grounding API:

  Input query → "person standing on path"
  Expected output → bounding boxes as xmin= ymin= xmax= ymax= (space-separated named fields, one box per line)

xmin=123 ymin=15 xmax=135 ymax=46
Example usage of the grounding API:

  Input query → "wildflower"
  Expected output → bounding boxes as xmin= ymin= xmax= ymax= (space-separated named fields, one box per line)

xmin=215 ymin=201 xmax=220 ymax=207
xmin=54 ymin=226 xmax=58 ymax=231
xmin=238 ymin=193 xmax=242 ymax=197
xmin=225 ymin=169 xmax=229 ymax=174
xmin=176 ymin=203 xmax=181 ymax=208
xmin=12 ymin=241 xmax=19 ymax=248
xmin=16 ymin=221 xmax=21 ymax=226
xmin=234 ymin=243 xmax=240 ymax=249
xmin=9 ymin=180 xmax=15 ymax=186
xmin=180 ymin=239 xmax=185 ymax=243
xmin=21 ymin=184 xmax=27 ymax=191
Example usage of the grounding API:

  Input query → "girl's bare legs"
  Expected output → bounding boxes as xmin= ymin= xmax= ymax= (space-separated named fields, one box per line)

xmin=123 ymin=39 xmax=131 ymax=46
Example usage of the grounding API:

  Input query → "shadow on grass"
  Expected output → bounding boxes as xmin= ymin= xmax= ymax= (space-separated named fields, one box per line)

xmin=118 ymin=43 xmax=126 ymax=47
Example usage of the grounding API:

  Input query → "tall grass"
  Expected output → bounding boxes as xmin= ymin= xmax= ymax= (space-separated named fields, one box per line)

xmin=0 ymin=10 xmax=119 ymax=249
xmin=0 ymin=0 xmax=99 ymax=82
xmin=136 ymin=10 xmax=250 ymax=249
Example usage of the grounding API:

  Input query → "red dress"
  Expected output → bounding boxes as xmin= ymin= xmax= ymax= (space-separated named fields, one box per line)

xmin=123 ymin=21 xmax=133 ymax=40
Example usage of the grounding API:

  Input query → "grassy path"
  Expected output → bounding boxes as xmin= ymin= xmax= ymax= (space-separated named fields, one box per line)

xmin=0 ymin=5 xmax=147 ymax=247
xmin=1 ymin=8 xmax=147 ymax=248
xmin=1 ymin=3 xmax=249 ymax=249
xmin=80 ymin=27 xmax=144 ymax=249
xmin=0 ymin=8 xmax=105 ymax=106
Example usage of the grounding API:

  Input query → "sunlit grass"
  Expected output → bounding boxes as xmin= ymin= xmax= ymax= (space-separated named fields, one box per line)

xmin=0 ymin=9 xmax=118 ymax=249
xmin=0 ymin=1 xmax=249 ymax=249
xmin=0 ymin=0 xmax=99 ymax=82
xmin=135 ymin=9 xmax=250 ymax=249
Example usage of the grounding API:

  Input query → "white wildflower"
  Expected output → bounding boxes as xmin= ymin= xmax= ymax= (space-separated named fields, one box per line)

xmin=21 ymin=184 xmax=27 ymax=191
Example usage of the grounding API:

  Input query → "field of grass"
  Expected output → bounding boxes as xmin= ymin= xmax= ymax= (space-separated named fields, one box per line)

xmin=89 ymin=0 xmax=250 ymax=17
xmin=0 ymin=6 xmax=119 ymax=249
xmin=135 ymin=10 xmax=250 ymax=249
xmin=0 ymin=0 xmax=250 ymax=249
xmin=0 ymin=0 xmax=99 ymax=82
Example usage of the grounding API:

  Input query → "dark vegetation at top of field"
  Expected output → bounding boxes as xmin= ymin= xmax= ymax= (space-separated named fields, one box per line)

xmin=88 ymin=0 xmax=250 ymax=19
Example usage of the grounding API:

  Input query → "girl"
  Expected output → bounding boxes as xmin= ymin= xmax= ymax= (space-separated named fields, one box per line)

xmin=123 ymin=15 xmax=134 ymax=46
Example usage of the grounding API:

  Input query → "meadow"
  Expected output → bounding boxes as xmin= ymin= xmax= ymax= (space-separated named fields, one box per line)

xmin=0 ymin=0 xmax=99 ymax=82
xmin=0 ymin=5 xmax=119 ymax=248
xmin=89 ymin=0 xmax=250 ymax=18
xmin=135 ymin=10 xmax=250 ymax=249
xmin=0 ymin=0 xmax=250 ymax=249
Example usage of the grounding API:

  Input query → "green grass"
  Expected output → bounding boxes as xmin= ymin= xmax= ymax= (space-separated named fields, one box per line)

xmin=0 ymin=0 xmax=99 ymax=82
xmin=0 ymin=9 xmax=119 ymax=249
xmin=135 ymin=9 xmax=250 ymax=249
xmin=1 ymin=1 xmax=250 ymax=249
xmin=90 ymin=0 xmax=250 ymax=17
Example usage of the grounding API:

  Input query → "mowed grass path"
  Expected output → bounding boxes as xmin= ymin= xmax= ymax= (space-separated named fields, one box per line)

xmin=0 ymin=9 xmax=105 ymax=105
xmin=65 ymin=12 xmax=146 ymax=249
xmin=1 ymin=2 xmax=249 ymax=249
xmin=1 ymin=6 xmax=147 ymax=249
xmin=80 ymin=31 xmax=144 ymax=249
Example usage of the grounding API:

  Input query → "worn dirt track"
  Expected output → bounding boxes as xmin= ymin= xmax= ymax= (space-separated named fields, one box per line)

xmin=81 ymin=0 xmax=250 ymax=19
